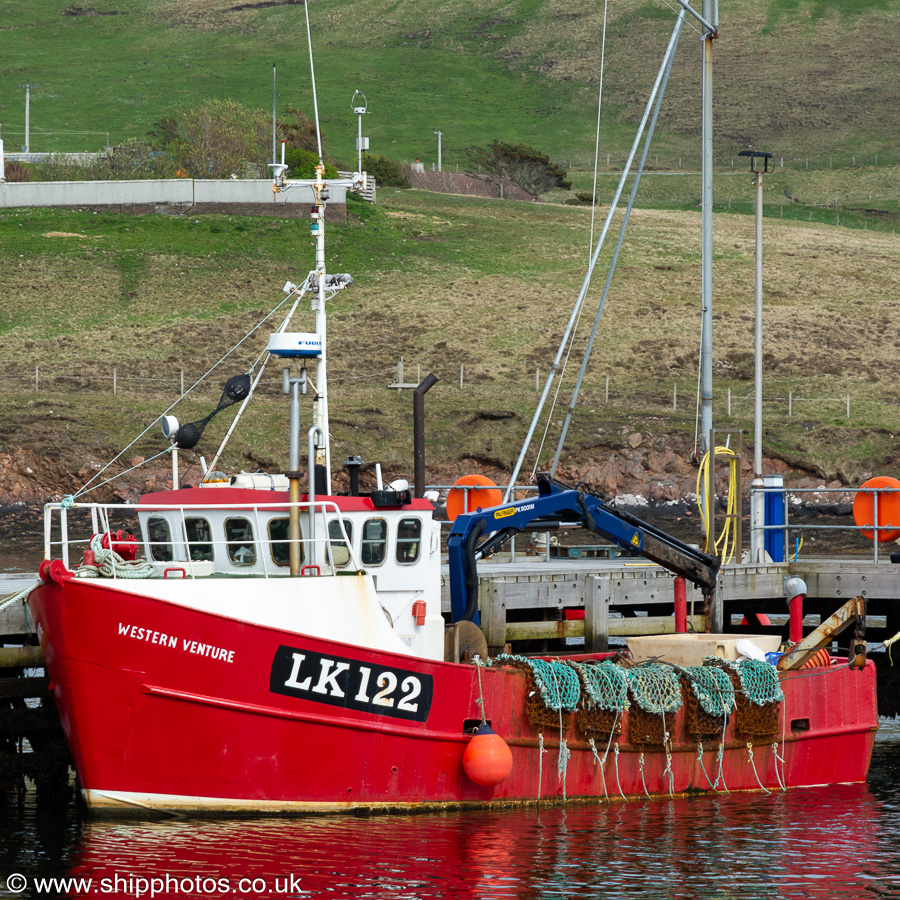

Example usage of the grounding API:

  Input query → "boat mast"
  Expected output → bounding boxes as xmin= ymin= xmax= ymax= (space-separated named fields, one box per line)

xmin=312 ymin=165 xmax=332 ymax=494
xmin=699 ymin=0 xmax=716 ymax=541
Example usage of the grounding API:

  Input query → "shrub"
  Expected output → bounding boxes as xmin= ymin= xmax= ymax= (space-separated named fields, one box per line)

xmin=361 ymin=153 xmax=409 ymax=188
xmin=3 ymin=160 xmax=31 ymax=182
xmin=283 ymin=147 xmax=338 ymax=180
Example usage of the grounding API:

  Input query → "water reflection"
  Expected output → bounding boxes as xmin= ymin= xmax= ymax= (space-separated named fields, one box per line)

xmin=1 ymin=726 xmax=898 ymax=900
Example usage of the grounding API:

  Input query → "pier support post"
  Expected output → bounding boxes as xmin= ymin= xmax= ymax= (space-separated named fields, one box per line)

xmin=586 ymin=575 xmax=610 ymax=652
xmin=674 ymin=576 xmax=687 ymax=633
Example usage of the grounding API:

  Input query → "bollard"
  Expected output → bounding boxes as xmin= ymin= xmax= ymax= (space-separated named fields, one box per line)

xmin=674 ymin=576 xmax=687 ymax=633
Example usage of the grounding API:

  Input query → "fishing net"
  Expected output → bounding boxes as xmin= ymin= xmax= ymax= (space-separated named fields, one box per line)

xmin=626 ymin=664 xmax=682 ymax=746
xmin=570 ymin=660 xmax=629 ymax=738
xmin=174 ymin=374 xmax=252 ymax=450
xmin=495 ymin=655 xmax=581 ymax=729
xmin=681 ymin=665 xmax=735 ymax=738
xmin=704 ymin=657 xmax=783 ymax=736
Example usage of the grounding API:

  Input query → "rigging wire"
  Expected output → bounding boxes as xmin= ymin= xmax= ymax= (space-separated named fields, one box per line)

xmin=72 ymin=288 xmax=301 ymax=499
xmin=529 ymin=0 xmax=611 ymax=484
xmin=588 ymin=0 xmax=610 ymax=260
xmin=303 ymin=0 xmax=325 ymax=164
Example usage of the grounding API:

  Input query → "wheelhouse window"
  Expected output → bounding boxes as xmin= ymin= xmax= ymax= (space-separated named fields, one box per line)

xmin=360 ymin=518 xmax=387 ymax=567
xmin=225 ymin=517 xmax=257 ymax=567
xmin=395 ymin=518 xmax=422 ymax=564
xmin=268 ymin=517 xmax=304 ymax=567
xmin=184 ymin=517 xmax=214 ymax=562
xmin=327 ymin=519 xmax=353 ymax=568
xmin=147 ymin=516 xmax=173 ymax=562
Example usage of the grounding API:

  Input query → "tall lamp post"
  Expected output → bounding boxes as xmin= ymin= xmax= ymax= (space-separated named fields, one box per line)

xmin=739 ymin=148 xmax=773 ymax=564
xmin=434 ymin=130 xmax=442 ymax=172
xmin=352 ymin=91 xmax=368 ymax=175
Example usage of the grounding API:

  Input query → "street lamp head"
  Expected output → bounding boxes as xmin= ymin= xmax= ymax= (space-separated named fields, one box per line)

xmin=351 ymin=90 xmax=367 ymax=115
xmin=739 ymin=149 xmax=773 ymax=174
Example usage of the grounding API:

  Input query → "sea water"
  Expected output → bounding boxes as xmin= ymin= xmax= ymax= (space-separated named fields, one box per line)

xmin=0 ymin=722 xmax=897 ymax=899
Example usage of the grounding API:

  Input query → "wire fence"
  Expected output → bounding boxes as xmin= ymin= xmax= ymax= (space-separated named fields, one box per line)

xmin=9 ymin=365 xmax=900 ymax=428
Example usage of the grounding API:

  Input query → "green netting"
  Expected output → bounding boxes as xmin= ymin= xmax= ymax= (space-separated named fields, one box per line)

xmin=496 ymin=656 xmax=582 ymax=711
xmin=704 ymin=657 xmax=784 ymax=706
xmin=682 ymin=665 xmax=735 ymax=717
xmin=735 ymin=658 xmax=784 ymax=705
xmin=570 ymin=660 xmax=629 ymax=712
xmin=627 ymin=664 xmax=683 ymax=715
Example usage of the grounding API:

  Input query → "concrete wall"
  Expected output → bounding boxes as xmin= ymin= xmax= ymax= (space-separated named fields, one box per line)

xmin=0 ymin=179 xmax=347 ymax=219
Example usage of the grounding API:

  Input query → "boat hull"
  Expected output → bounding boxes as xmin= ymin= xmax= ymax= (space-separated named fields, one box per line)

xmin=29 ymin=569 xmax=878 ymax=815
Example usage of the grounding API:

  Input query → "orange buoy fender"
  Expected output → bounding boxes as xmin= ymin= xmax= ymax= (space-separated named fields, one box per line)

xmin=853 ymin=476 xmax=900 ymax=542
xmin=462 ymin=724 xmax=513 ymax=787
xmin=446 ymin=475 xmax=502 ymax=522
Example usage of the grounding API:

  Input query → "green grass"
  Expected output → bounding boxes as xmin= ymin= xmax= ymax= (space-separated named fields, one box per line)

xmin=1 ymin=0 xmax=897 ymax=170
xmin=0 ymin=192 xmax=898 ymax=487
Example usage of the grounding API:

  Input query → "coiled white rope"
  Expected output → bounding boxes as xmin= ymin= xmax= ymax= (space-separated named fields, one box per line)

xmin=76 ymin=535 xmax=157 ymax=580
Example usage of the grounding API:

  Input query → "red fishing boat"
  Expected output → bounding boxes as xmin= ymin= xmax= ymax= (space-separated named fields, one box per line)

xmin=26 ymin=3 xmax=877 ymax=815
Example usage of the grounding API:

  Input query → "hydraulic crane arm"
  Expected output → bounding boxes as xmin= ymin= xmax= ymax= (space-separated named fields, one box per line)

xmin=447 ymin=476 xmax=720 ymax=623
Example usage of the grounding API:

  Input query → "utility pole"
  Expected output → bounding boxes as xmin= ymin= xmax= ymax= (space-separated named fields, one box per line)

xmin=698 ymin=0 xmax=716 ymax=551
xmin=272 ymin=63 xmax=277 ymax=165
xmin=434 ymin=130 xmax=442 ymax=172
xmin=740 ymin=149 xmax=773 ymax=563
xmin=19 ymin=83 xmax=33 ymax=153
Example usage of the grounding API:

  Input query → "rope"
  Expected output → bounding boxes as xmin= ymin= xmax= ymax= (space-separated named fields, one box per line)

xmin=588 ymin=0 xmax=610 ymax=259
xmin=588 ymin=738 xmax=608 ymax=800
xmin=75 ymin=534 xmax=157 ymax=580
xmin=715 ymin=709 xmax=730 ymax=794
xmin=695 ymin=446 xmax=739 ymax=564
xmin=613 ymin=743 xmax=626 ymax=802
xmin=474 ymin=658 xmax=487 ymax=724
xmin=639 ymin=751 xmax=650 ymax=799
xmin=772 ymin=742 xmax=786 ymax=792
xmin=746 ymin=741 xmax=771 ymax=794
xmin=0 ymin=582 xmax=40 ymax=611
xmin=557 ymin=707 xmax=569 ymax=803
xmin=696 ymin=743 xmax=721 ymax=793
xmin=662 ymin=712 xmax=674 ymax=797
xmin=883 ymin=631 xmax=900 ymax=664
xmin=72 ymin=291 xmax=300 ymax=501
xmin=537 ymin=732 xmax=546 ymax=802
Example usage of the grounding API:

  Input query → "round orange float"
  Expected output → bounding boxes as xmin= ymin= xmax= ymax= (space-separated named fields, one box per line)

xmin=446 ymin=475 xmax=502 ymax=522
xmin=852 ymin=475 xmax=900 ymax=542
xmin=462 ymin=723 xmax=513 ymax=787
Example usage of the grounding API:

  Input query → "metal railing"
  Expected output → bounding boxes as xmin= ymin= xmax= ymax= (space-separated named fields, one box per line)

xmin=43 ymin=500 xmax=358 ymax=578
xmin=749 ymin=484 xmax=899 ymax=563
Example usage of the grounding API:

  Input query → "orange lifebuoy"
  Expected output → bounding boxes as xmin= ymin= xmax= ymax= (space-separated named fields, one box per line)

xmin=446 ymin=475 xmax=502 ymax=522
xmin=853 ymin=475 xmax=900 ymax=542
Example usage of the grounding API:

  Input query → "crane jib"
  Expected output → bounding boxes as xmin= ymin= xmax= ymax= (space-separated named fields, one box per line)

xmin=447 ymin=476 xmax=720 ymax=623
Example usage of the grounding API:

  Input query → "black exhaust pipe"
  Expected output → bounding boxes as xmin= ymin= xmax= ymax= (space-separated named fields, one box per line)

xmin=413 ymin=374 xmax=438 ymax=498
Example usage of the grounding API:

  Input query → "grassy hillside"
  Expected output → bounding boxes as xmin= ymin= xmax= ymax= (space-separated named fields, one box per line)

xmin=1 ymin=0 xmax=898 ymax=169
xmin=1 ymin=193 xmax=898 ymax=493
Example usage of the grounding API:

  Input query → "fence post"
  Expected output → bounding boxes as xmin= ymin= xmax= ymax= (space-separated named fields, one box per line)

xmin=788 ymin=391 xmax=792 ymax=417
xmin=35 ymin=366 xmax=39 ymax=393
xmin=536 ymin=367 xmax=539 ymax=394
xmin=398 ymin=357 xmax=404 ymax=385
xmin=113 ymin=368 xmax=117 ymax=396
xmin=673 ymin=382 xmax=677 ymax=410
xmin=727 ymin=387 xmax=731 ymax=416
xmin=605 ymin=375 xmax=609 ymax=405
xmin=459 ymin=364 xmax=464 ymax=390
xmin=846 ymin=395 xmax=850 ymax=420
xmin=180 ymin=370 xmax=185 ymax=396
